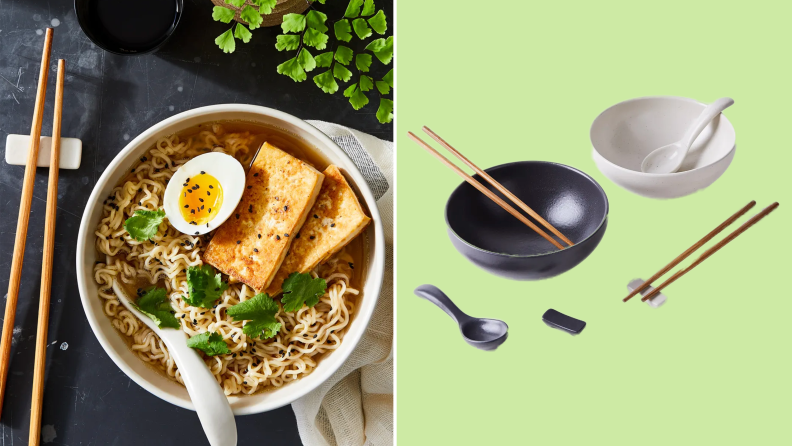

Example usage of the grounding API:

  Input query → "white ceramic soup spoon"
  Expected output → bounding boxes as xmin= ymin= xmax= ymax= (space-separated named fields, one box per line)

xmin=112 ymin=281 xmax=237 ymax=446
xmin=640 ymin=97 xmax=734 ymax=174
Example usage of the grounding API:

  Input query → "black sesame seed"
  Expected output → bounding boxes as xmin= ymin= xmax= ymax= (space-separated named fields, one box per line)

xmin=181 ymin=314 xmax=186 ymax=318
xmin=186 ymin=178 xmax=190 ymax=182
xmin=209 ymin=185 xmax=214 ymax=189
xmin=248 ymin=205 xmax=253 ymax=213
xmin=193 ymin=319 xmax=197 ymax=324
xmin=349 ymin=262 xmax=354 ymax=269
xmin=183 ymin=183 xmax=188 ymax=187
xmin=253 ymin=173 xmax=258 ymax=177
xmin=253 ymin=248 xmax=258 ymax=253
xmin=208 ymin=208 xmax=212 ymax=213
xmin=201 ymin=171 xmax=206 ymax=174
xmin=257 ymin=234 xmax=261 ymax=239
xmin=313 ymin=334 xmax=317 ymax=338
xmin=188 ymin=189 xmax=192 ymax=194
xmin=276 ymin=235 xmax=280 ymax=240
xmin=330 ymin=223 xmax=335 ymax=227
xmin=184 ymin=204 xmax=189 ymax=208
xmin=155 ymin=169 xmax=160 ymax=173
xmin=200 ymin=205 xmax=204 ymax=210
xmin=199 ymin=198 xmax=204 ymax=202
xmin=247 ymin=185 xmax=252 ymax=189
xmin=310 ymin=235 xmax=315 ymax=240
xmin=235 ymin=214 xmax=240 ymax=219
xmin=284 ymin=205 xmax=288 ymax=211
xmin=284 ymin=233 xmax=289 ymax=237
xmin=207 ymin=191 xmax=210 ymax=196
xmin=131 ymin=168 xmax=135 ymax=172
xmin=313 ymin=214 xmax=318 ymax=219
xmin=236 ymin=240 xmax=241 ymax=244
xmin=191 ymin=209 xmax=195 ymax=214
xmin=296 ymin=233 xmax=300 ymax=239
xmin=195 ymin=232 xmax=199 ymax=235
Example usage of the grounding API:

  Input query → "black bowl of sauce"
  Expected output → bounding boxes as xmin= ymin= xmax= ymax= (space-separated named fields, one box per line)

xmin=75 ymin=0 xmax=183 ymax=55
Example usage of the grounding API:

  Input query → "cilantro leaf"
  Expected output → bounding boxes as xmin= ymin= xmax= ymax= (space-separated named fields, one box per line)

xmin=306 ymin=10 xmax=328 ymax=33
xmin=234 ymin=23 xmax=252 ymax=43
xmin=227 ymin=293 xmax=282 ymax=339
xmin=275 ymin=34 xmax=300 ymax=51
xmin=375 ymin=80 xmax=390 ymax=95
xmin=226 ymin=0 xmax=246 ymax=7
xmin=333 ymin=64 xmax=353 ymax=82
xmin=362 ymin=0 xmax=376 ymax=16
xmin=349 ymin=87 xmax=369 ymax=110
xmin=280 ymin=273 xmax=327 ymax=312
xmin=240 ymin=5 xmax=263 ymax=30
xmin=213 ymin=6 xmax=236 ymax=23
xmin=368 ymin=10 xmax=387 ymax=34
xmin=314 ymin=70 xmax=339 ymax=94
xmin=360 ymin=75 xmax=374 ymax=92
xmin=304 ymin=28 xmax=329 ymax=50
xmin=252 ymin=0 xmax=276 ymax=14
xmin=187 ymin=331 xmax=231 ymax=356
xmin=298 ymin=48 xmax=316 ymax=72
xmin=383 ymin=68 xmax=393 ymax=87
xmin=215 ymin=29 xmax=236 ymax=53
xmin=355 ymin=53 xmax=372 ymax=72
xmin=334 ymin=20 xmax=353 ymax=42
xmin=278 ymin=57 xmax=307 ymax=82
xmin=344 ymin=0 xmax=364 ymax=18
xmin=281 ymin=13 xmax=306 ymax=33
xmin=335 ymin=46 xmax=354 ymax=65
xmin=124 ymin=209 xmax=165 ymax=241
xmin=365 ymin=36 xmax=393 ymax=64
xmin=315 ymin=52 xmax=333 ymax=67
xmin=352 ymin=18 xmax=372 ymax=40
xmin=343 ymin=84 xmax=358 ymax=98
xmin=134 ymin=288 xmax=180 ymax=329
xmin=185 ymin=265 xmax=228 ymax=308
xmin=314 ymin=0 xmax=326 ymax=3
xmin=376 ymin=98 xmax=393 ymax=124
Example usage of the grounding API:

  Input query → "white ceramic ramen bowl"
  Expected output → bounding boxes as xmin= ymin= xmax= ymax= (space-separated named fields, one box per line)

xmin=76 ymin=104 xmax=386 ymax=415
xmin=590 ymin=96 xmax=736 ymax=199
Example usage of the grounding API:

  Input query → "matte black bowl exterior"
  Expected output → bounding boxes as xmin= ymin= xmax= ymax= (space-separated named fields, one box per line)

xmin=445 ymin=161 xmax=609 ymax=280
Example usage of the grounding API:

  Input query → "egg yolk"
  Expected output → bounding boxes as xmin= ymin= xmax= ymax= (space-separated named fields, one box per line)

xmin=179 ymin=173 xmax=223 ymax=226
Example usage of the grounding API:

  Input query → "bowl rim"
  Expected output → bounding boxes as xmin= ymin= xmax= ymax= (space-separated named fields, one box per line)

xmin=73 ymin=0 xmax=185 ymax=56
xmin=444 ymin=161 xmax=609 ymax=258
xmin=75 ymin=104 xmax=385 ymax=415
xmin=589 ymin=95 xmax=736 ymax=177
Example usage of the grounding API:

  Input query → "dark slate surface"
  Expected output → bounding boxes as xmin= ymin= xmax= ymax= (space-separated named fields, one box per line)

xmin=0 ymin=0 xmax=392 ymax=444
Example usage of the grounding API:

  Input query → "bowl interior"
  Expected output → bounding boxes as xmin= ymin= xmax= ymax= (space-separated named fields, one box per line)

xmin=446 ymin=162 xmax=608 ymax=256
xmin=590 ymin=96 xmax=735 ymax=172
xmin=76 ymin=105 xmax=384 ymax=415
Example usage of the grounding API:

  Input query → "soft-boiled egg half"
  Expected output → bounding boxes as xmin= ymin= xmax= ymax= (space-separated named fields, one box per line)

xmin=163 ymin=152 xmax=246 ymax=235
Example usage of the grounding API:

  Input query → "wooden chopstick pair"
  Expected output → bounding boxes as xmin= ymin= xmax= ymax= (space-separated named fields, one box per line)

xmin=407 ymin=127 xmax=573 ymax=250
xmin=0 ymin=28 xmax=65 ymax=444
xmin=624 ymin=200 xmax=780 ymax=303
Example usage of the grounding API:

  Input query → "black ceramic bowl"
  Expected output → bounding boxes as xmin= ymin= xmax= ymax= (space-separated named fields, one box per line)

xmin=445 ymin=161 xmax=609 ymax=280
xmin=74 ymin=0 xmax=183 ymax=55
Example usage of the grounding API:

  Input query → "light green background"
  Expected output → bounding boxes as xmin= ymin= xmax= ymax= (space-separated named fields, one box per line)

xmin=395 ymin=1 xmax=790 ymax=444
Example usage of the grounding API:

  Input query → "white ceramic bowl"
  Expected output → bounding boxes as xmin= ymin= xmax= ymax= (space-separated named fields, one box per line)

xmin=76 ymin=105 xmax=385 ymax=415
xmin=590 ymin=96 xmax=736 ymax=199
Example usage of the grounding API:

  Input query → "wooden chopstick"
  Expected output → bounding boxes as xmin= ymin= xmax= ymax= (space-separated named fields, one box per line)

xmin=0 ymin=28 xmax=53 ymax=417
xmin=29 ymin=59 xmax=65 ymax=446
xmin=623 ymin=200 xmax=756 ymax=302
xmin=407 ymin=131 xmax=565 ymax=250
xmin=422 ymin=126 xmax=574 ymax=247
xmin=641 ymin=202 xmax=780 ymax=302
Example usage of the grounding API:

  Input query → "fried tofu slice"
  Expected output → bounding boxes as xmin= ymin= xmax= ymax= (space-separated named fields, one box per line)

xmin=266 ymin=165 xmax=371 ymax=295
xmin=203 ymin=142 xmax=324 ymax=291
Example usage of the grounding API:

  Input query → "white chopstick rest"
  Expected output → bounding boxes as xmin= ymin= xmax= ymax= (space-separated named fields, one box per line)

xmin=5 ymin=134 xmax=82 ymax=169
xmin=628 ymin=279 xmax=667 ymax=308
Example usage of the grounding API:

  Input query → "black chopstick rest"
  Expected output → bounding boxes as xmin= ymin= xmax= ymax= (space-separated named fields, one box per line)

xmin=542 ymin=309 xmax=586 ymax=335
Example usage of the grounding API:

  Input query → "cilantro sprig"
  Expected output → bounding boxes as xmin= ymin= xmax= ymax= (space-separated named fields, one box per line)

xmin=227 ymin=293 xmax=282 ymax=339
xmin=133 ymin=287 xmax=180 ymax=329
xmin=124 ymin=209 xmax=166 ymax=242
xmin=281 ymin=272 xmax=327 ymax=312
xmin=187 ymin=331 xmax=231 ymax=356
xmin=184 ymin=265 xmax=229 ymax=308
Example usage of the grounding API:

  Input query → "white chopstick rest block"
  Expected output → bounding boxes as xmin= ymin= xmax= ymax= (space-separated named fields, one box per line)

xmin=627 ymin=279 xmax=668 ymax=308
xmin=4 ymin=134 xmax=82 ymax=169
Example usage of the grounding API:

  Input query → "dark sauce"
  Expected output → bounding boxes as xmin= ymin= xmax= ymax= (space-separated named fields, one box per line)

xmin=86 ymin=0 xmax=179 ymax=52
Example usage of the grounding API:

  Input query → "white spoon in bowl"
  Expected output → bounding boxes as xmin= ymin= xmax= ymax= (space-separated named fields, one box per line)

xmin=112 ymin=280 xmax=237 ymax=446
xmin=641 ymin=97 xmax=734 ymax=174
